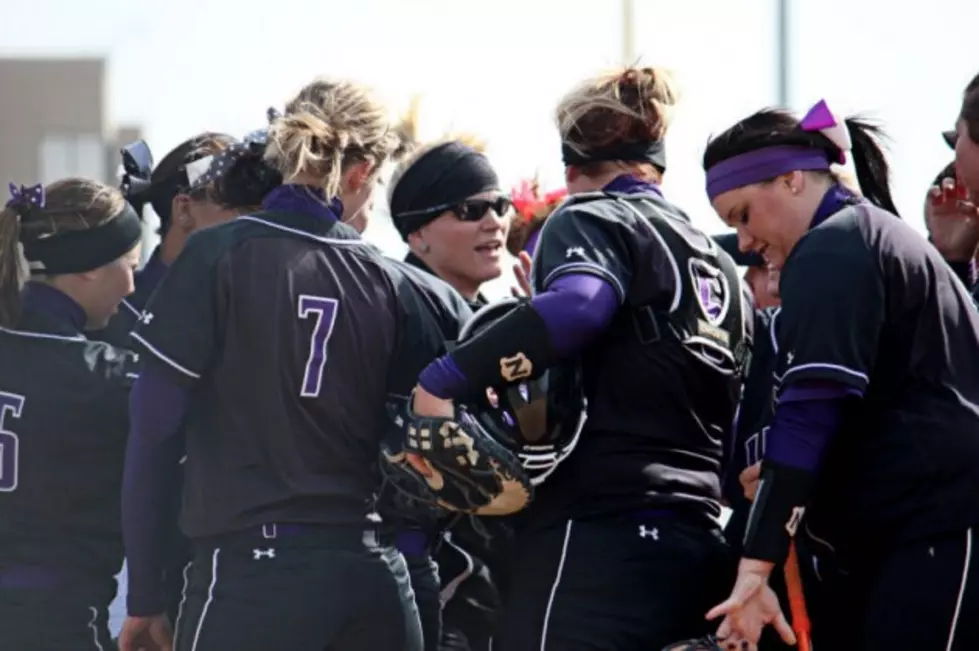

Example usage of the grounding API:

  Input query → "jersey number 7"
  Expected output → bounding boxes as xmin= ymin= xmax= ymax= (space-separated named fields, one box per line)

xmin=298 ymin=295 xmax=340 ymax=399
xmin=0 ymin=392 xmax=25 ymax=492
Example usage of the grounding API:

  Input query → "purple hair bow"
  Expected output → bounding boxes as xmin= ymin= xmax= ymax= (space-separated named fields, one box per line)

xmin=6 ymin=182 xmax=45 ymax=213
xmin=799 ymin=99 xmax=851 ymax=164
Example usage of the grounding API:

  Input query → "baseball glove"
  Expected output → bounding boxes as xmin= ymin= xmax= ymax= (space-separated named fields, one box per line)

xmin=381 ymin=395 xmax=533 ymax=516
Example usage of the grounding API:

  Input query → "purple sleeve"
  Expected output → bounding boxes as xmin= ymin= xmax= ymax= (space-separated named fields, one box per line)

xmin=418 ymin=274 xmax=619 ymax=399
xmin=122 ymin=364 xmax=189 ymax=616
xmin=764 ymin=380 xmax=855 ymax=472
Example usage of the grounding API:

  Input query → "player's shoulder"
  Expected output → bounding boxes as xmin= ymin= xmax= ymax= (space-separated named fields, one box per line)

xmin=791 ymin=204 xmax=875 ymax=268
xmin=551 ymin=190 xmax=651 ymax=227
xmin=382 ymin=258 xmax=473 ymax=332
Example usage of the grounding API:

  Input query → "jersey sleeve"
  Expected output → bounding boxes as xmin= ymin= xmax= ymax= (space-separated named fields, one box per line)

xmin=776 ymin=226 xmax=884 ymax=394
xmin=532 ymin=202 xmax=632 ymax=302
xmin=130 ymin=231 xmax=223 ymax=385
xmin=386 ymin=270 xmax=474 ymax=397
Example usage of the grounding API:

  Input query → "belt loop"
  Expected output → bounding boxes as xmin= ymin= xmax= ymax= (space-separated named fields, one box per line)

xmin=262 ymin=523 xmax=277 ymax=539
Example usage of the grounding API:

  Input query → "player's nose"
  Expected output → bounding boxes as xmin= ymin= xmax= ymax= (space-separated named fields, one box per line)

xmin=736 ymin=228 xmax=757 ymax=254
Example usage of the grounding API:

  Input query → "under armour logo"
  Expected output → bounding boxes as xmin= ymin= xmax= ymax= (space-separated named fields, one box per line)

xmin=786 ymin=351 xmax=795 ymax=366
xmin=138 ymin=311 xmax=154 ymax=325
xmin=638 ymin=525 xmax=659 ymax=540
xmin=253 ymin=547 xmax=276 ymax=560
xmin=565 ymin=246 xmax=585 ymax=259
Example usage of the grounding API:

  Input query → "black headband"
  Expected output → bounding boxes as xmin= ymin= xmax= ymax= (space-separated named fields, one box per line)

xmin=22 ymin=203 xmax=143 ymax=275
xmin=389 ymin=141 xmax=500 ymax=239
xmin=561 ymin=139 xmax=667 ymax=172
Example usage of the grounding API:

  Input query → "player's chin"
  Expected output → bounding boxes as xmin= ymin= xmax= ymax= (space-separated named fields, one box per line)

xmin=469 ymin=257 xmax=503 ymax=281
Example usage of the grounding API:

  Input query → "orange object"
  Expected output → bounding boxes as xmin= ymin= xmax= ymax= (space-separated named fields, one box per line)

xmin=785 ymin=542 xmax=812 ymax=651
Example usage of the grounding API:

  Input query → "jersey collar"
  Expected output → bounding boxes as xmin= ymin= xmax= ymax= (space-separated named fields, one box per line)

xmin=20 ymin=282 xmax=87 ymax=334
xmin=261 ymin=184 xmax=343 ymax=223
xmin=403 ymin=252 xmax=488 ymax=309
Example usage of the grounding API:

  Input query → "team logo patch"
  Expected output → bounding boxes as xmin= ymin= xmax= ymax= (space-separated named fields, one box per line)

xmin=500 ymin=353 xmax=533 ymax=382
xmin=688 ymin=259 xmax=730 ymax=326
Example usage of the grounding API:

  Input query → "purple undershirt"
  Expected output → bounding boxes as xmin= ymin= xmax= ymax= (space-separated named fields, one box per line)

xmin=122 ymin=364 xmax=190 ymax=616
xmin=603 ymin=173 xmax=664 ymax=197
xmin=419 ymin=274 xmax=619 ymax=399
xmin=812 ymin=184 xmax=859 ymax=228
xmin=764 ymin=380 xmax=861 ymax=472
xmin=136 ymin=247 xmax=169 ymax=296
xmin=261 ymin=184 xmax=343 ymax=220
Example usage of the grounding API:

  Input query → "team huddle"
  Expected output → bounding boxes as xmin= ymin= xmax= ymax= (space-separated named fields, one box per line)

xmin=1 ymin=65 xmax=979 ymax=651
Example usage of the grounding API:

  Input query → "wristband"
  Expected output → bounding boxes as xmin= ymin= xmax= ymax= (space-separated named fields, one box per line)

xmin=742 ymin=460 xmax=815 ymax=564
xmin=450 ymin=301 xmax=556 ymax=388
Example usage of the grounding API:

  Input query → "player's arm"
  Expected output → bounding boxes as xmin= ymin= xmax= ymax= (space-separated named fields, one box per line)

xmin=417 ymin=204 xmax=632 ymax=401
xmin=123 ymin=232 xmax=223 ymax=616
xmin=122 ymin=365 xmax=189 ymax=617
xmin=742 ymin=227 xmax=883 ymax=568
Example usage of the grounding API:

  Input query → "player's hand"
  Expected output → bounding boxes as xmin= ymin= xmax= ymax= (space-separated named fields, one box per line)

xmin=406 ymin=386 xmax=455 ymax=478
xmin=739 ymin=462 xmax=761 ymax=502
xmin=510 ymin=251 xmax=533 ymax=298
xmin=926 ymin=176 xmax=979 ymax=261
xmin=707 ymin=559 xmax=795 ymax=648
xmin=118 ymin=614 xmax=173 ymax=651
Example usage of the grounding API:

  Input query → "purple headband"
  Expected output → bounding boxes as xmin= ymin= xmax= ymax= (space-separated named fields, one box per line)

xmin=705 ymin=99 xmax=852 ymax=201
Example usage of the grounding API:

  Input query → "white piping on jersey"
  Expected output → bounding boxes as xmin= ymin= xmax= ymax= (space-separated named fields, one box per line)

xmin=781 ymin=362 xmax=868 ymax=386
xmin=539 ymin=520 xmax=573 ymax=651
xmin=0 ymin=326 xmax=85 ymax=343
xmin=236 ymin=215 xmax=374 ymax=246
xmin=172 ymin=560 xmax=192 ymax=645
xmin=769 ymin=307 xmax=781 ymax=354
xmin=128 ymin=216 xmax=371 ymax=383
xmin=119 ymin=298 xmax=141 ymax=318
xmin=438 ymin=532 xmax=475 ymax=606
xmin=87 ymin=606 xmax=105 ymax=651
xmin=540 ymin=262 xmax=626 ymax=303
xmin=945 ymin=527 xmax=973 ymax=651
xmin=130 ymin=331 xmax=201 ymax=380
xmin=189 ymin=548 xmax=220 ymax=651
xmin=617 ymin=199 xmax=682 ymax=312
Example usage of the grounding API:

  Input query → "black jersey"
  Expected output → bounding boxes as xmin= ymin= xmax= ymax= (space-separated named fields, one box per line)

xmin=776 ymin=202 xmax=979 ymax=556
xmin=0 ymin=299 xmax=136 ymax=581
xmin=132 ymin=208 xmax=436 ymax=538
xmin=527 ymin=189 xmax=750 ymax=526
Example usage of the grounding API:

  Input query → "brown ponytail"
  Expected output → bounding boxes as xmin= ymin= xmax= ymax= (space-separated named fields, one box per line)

xmin=0 ymin=206 xmax=25 ymax=328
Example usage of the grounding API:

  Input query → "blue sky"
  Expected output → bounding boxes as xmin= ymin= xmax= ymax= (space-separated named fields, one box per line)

xmin=2 ymin=0 xmax=976 ymax=295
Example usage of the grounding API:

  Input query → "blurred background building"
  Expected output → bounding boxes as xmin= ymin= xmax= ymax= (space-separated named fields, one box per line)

xmin=0 ymin=57 xmax=142 ymax=186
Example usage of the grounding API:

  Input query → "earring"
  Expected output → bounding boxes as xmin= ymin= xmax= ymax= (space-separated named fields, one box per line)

xmin=791 ymin=186 xmax=800 ymax=195
xmin=419 ymin=242 xmax=431 ymax=254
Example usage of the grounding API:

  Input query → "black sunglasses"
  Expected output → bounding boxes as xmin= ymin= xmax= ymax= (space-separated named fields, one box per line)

xmin=449 ymin=197 xmax=512 ymax=221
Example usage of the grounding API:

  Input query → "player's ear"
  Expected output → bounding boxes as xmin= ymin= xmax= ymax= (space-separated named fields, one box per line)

xmin=342 ymin=161 xmax=374 ymax=194
xmin=171 ymin=195 xmax=195 ymax=233
xmin=564 ymin=165 xmax=579 ymax=186
xmin=407 ymin=229 xmax=430 ymax=255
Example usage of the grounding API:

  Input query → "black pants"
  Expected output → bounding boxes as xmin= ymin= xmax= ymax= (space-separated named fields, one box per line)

xmin=810 ymin=526 xmax=979 ymax=650
xmin=0 ymin=581 xmax=115 ymax=650
xmin=404 ymin=551 xmax=442 ymax=651
xmin=439 ymin=531 xmax=498 ymax=651
xmin=174 ymin=524 xmax=423 ymax=651
xmin=496 ymin=516 xmax=734 ymax=651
